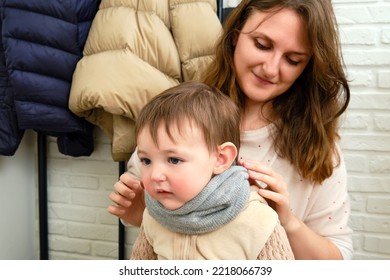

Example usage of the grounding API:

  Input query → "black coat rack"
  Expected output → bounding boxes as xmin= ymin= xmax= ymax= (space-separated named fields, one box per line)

xmin=118 ymin=161 xmax=126 ymax=260
xmin=38 ymin=132 xmax=48 ymax=260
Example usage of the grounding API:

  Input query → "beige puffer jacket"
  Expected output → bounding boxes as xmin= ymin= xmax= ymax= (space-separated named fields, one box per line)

xmin=69 ymin=0 xmax=222 ymax=161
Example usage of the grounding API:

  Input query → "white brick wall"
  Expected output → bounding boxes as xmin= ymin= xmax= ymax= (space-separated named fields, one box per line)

xmin=41 ymin=0 xmax=390 ymax=260
xmin=335 ymin=0 xmax=390 ymax=259
xmin=45 ymin=129 xmax=139 ymax=260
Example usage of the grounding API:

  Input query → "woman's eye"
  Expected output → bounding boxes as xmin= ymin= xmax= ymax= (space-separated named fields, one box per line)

xmin=286 ymin=57 xmax=300 ymax=66
xmin=255 ymin=40 xmax=270 ymax=50
xmin=140 ymin=158 xmax=151 ymax=166
xmin=168 ymin=157 xmax=182 ymax=165
xmin=255 ymin=38 xmax=301 ymax=66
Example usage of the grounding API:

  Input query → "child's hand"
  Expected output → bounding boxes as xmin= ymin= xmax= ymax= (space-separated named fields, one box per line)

xmin=108 ymin=172 xmax=145 ymax=227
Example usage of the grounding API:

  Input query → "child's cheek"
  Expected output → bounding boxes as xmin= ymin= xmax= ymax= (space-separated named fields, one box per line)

xmin=141 ymin=177 xmax=154 ymax=196
xmin=170 ymin=176 xmax=186 ymax=190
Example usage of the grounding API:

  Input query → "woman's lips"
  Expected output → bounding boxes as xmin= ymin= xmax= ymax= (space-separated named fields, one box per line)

xmin=253 ymin=72 xmax=275 ymax=86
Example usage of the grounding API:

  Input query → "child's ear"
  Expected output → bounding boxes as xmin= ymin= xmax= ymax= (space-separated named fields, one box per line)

xmin=213 ymin=142 xmax=238 ymax=174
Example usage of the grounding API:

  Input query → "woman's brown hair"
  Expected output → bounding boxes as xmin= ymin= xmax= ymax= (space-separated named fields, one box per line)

xmin=202 ymin=0 xmax=350 ymax=183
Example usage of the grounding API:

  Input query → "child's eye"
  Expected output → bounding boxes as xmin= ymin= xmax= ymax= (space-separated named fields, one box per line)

xmin=168 ymin=157 xmax=182 ymax=165
xmin=140 ymin=158 xmax=151 ymax=166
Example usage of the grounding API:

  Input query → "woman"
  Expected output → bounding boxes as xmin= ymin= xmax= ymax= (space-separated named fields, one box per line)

xmin=108 ymin=0 xmax=353 ymax=259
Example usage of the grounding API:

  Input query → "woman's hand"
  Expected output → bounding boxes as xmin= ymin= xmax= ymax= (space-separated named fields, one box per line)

xmin=238 ymin=158 xmax=299 ymax=233
xmin=107 ymin=172 xmax=145 ymax=227
xmin=238 ymin=159 xmax=344 ymax=259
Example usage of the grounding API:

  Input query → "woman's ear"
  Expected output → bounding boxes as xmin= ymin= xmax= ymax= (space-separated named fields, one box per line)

xmin=213 ymin=142 xmax=238 ymax=174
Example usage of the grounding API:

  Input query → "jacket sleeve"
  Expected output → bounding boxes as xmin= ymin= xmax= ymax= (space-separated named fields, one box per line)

xmin=130 ymin=224 xmax=157 ymax=260
xmin=256 ymin=222 xmax=295 ymax=260
xmin=169 ymin=0 xmax=221 ymax=81
xmin=0 ymin=13 xmax=24 ymax=155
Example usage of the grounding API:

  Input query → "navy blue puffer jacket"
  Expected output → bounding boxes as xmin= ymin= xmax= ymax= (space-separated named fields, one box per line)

xmin=0 ymin=0 xmax=100 ymax=157
xmin=0 ymin=14 xmax=23 ymax=156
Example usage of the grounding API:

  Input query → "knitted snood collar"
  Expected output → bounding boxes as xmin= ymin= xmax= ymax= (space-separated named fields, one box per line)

xmin=145 ymin=165 xmax=250 ymax=234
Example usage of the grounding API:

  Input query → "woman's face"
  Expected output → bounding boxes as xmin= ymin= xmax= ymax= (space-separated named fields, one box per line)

xmin=233 ymin=8 xmax=312 ymax=105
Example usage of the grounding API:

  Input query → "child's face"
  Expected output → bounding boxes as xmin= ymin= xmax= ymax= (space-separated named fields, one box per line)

xmin=137 ymin=122 xmax=218 ymax=210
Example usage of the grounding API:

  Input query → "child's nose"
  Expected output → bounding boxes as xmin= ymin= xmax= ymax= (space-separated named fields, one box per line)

xmin=151 ymin=166 xmax=167 ymax=182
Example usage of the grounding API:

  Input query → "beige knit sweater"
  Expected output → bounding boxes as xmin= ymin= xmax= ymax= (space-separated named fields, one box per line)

xmin=131 ymin=222 xmax=294 ymax=260
xmin=131 ymin=189 xmax=295 ymax=260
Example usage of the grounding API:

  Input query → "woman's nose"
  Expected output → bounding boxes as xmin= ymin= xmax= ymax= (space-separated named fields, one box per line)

xmin=263 ymin=53 xmax=280 ymax=78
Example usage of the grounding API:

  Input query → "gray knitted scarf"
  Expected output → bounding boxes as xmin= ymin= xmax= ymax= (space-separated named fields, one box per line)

xmin=145 ymin=165 xmax=250 ymax=235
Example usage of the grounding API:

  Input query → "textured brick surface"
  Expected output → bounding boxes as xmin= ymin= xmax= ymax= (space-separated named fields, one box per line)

xmin=335 ymin=0 xmax=390 ymax=260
